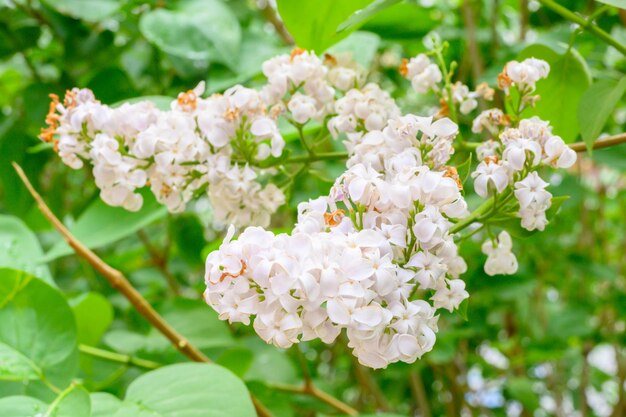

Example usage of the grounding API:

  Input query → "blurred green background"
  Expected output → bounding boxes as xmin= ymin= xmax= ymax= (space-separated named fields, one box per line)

xmin=0 ymin=0 xmax=625 ymax=416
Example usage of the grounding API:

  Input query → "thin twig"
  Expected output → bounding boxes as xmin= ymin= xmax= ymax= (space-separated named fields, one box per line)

xmin=12 ymin=162 xmax=274 ymax=417
xmin=259 ymin=3 xmax=294 ymax=45
xmin=79 ymin=344 xmax=161 ymax=370
xmin=410 ymin=370 xmax=432 ymax=417
xmin=569 ymin=133 xmax=626 ymax=152
xmin=538 ymin=0 xmax=626 ymax=57
xmin=269 ymin=382 xmax=359 ymax=416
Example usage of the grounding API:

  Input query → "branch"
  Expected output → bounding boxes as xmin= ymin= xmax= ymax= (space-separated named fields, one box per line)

xmin=537 ymin=0 xmax=626 ymax=57
xmin=79 ymin=344 xmax=161 ymax=370
xmin=12 ymin=162 xmax=274 ymax=417
xmin=268 ymin=382 xmax=359 ymax=416
xmin=259 ymin=3 xmax=294 ymax=45
xmin=569 ymin=132 xmax=626 ymax=152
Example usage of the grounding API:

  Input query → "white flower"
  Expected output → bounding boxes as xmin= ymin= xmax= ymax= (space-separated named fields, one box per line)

xmin=472 ymin=159 xmax=510 ymax=198
xmin=401 ymin=54 xmax=442 ymax=93
xmin=431 ymin=279 xmax=469 ymax=312
xmin=481 ymin=231 xmax=518 ymax=276
xmin=288 ymin=92 xmax=318 ymax=124
xmin=543 ymin=136 xmax=577 ymax=169
xmin=501 ymin=58 xmax=550 ymax=92
xmin=514 ymin=172 xmax=551 ymax=210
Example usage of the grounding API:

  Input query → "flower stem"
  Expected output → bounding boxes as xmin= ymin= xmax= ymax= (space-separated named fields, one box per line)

xmin=537 ymin=0 xmax=626 ymax=57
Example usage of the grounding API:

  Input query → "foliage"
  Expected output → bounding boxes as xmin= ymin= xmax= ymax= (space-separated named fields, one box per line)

xmin=1 ymin=0 xmax=626 ymax=416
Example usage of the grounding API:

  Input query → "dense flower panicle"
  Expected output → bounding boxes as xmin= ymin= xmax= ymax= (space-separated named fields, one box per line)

xmin=205 ymin=115 xmax=470 ymax=369
xmin=42 ymin=49 xmax=577 ymax=368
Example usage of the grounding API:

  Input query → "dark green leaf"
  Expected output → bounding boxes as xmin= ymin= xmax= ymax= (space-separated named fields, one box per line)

xmin=70 ymin=292 xmax=113 ymax=346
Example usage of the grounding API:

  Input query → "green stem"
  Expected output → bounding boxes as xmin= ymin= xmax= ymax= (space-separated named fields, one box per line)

xmin=284 ymin=151 xmax=349 ymax=165
xmin=449 ymin=197 xmax=495 ymax=234
xmin=537 ymin=0 xmax=626 ymax=57
xmin=79 ymin=344 xmax=161 ymax=370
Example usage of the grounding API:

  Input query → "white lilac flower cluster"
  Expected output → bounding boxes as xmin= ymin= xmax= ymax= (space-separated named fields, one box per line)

xmin=399 ymin=53 xmax=494 ymax=115
xmin=40 ymin=84 xmax=285 ymax=226
xmin=205 ymin=114 xmax=471 ymax=369
xmin=471 ymin=58 xmax=576 ymax=276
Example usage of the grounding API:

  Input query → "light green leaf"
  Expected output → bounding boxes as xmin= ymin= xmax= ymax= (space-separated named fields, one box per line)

xmin=70 ymin=293 xmax=113 ymax=346
xmin=40 ymin=0 xmax=120 ymax=22
xmin=0 ymin=215 xmax=52 ymax=285
xmin=327 ymin=31 xmax=381 ymax=68
xmin=596 ymin=0 xmax=626 ymax=9
xmin=0 ymin=269 xmax=78 ymax=387
xmin=42 ymin=189 xmax=167 ymax=261
xmin=50 ymin=385 xmax=91 ymax=417
xmin=578 ymin=77 xmax=626 ymax=153
xmin=519 ymin=47 xmax=591 ymax=141
xmin=490 ymin=196 xmax=569 ymax=239
xmin=0 ymin=396 xmax=47 ymax=416
xmin=90 ymin=393 xmax=123 ymax=417
xmin=337 ymin=0 xmax=402 ymax=32
xmin=139 ymin=0 xmax=241 ymax=69
xmin=112 ymin=363 xmax=256 ymax=417
xmin=243 ymin=338 xmax=298 ymax=385
xmin=276 ymin=0 xmax=375 ymax=51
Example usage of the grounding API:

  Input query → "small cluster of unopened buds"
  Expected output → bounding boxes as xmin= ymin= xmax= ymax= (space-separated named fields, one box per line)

xmin=42 ymin=47 xmax=576 ymax=367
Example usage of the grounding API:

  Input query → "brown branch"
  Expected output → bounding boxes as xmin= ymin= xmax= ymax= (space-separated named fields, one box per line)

xmin=12 ymin=162 xmax=274 ymax=417
xmin=259 ymin=4 xmax=294 ymax=45
xmin=269 ymin=382 xmax=359 ymax=416
xmin=570 ymin=133 xmax=626 ymax=152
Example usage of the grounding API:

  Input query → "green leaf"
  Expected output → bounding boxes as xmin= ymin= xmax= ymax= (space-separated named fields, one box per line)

xmin=0 ymin=269 xmax=78 ymax=387
xmin=243 ymin=338 xmax=298 ymax=385
xmin=42 ymin=190 xmax=167 ymax=261
xmin=112 ymin=363 xmax=256 ymax=417
xmin=276 ymin=0 xmax=375 ymax=51
xmin=595 ymin=0 xmax=626 ymax=9
xmin=90 ymin=393 xmax=123 ymax=417
xmin=40 ymin=0 xmax=120 ymax=22
xmin=0 ymin=385 xmax=90 ymax=416
xmin=326 ymin=31 xmax=381 ymax=68
xmin=70 ymin=292 xmax=113 ymax=346
xmin=337 ymin=0 xmax=402 ymax=32
xmin=0 ymin=215 xmax=52 ymax=285
xmin=50 ymin=385 xmax=91 ymax=417
xmin=139 ymin=0 xmax=241 ymax=69
xmin=578 ymin=77 xmax=626 ymax=153
xmin=519 ymin=47 xmax=591 ymax=141
xmin=0 ymin=396 xmax=47 ymax=416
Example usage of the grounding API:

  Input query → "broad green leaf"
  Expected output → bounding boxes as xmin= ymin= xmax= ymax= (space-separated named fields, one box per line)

xmin=111 ymin=363 xmax=256 ymax=417
xmin=578 ymin=77 xmax=626 ymax=153
xmin=0 ymin=396 xmax=47 ymax=416
xmin=276 ymin=0 xmax=375 ymax=51
xmin=0 ymin=386 xmax=92 ymax=417
xmin=91 ymin=393 xmax=123 ymax=417
xmin=70 ymin=292 xmax=113 ymax=346
xmin=40 ymin=0 xmax=120 ymax=22
xmin=139 ymin=0 xmax=241 ymax=69
xmin=50 ymin=385 xmax=91 ymax=417
xmin=217 ymin=347 xmax=254 ymax=378
xmin=243 ymin=338 xmax=298 ymax=385
xmin=327 ymin=31 xmax=381 ymax=68
xmin=144 ymin=298 xmax=234 ymax=352
xmin=337 ymin=0 xmax=402 ymax=32
xmin=42 ymin=190 xmax=167 ymax=261
xmin=360 ymin=2 xmax=439 ymax=39
xmin=0 ymin=269 xmax=78 ymax=387
xmin=104 ymin=299 xmax=233 ymax=355
xmin=596 ymin=0 xmax=626 ymax=8
xmin=519 ymin=47 xmax=591 ymax=141
xmin=0 ymin=215 xmax=52 ymax=285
